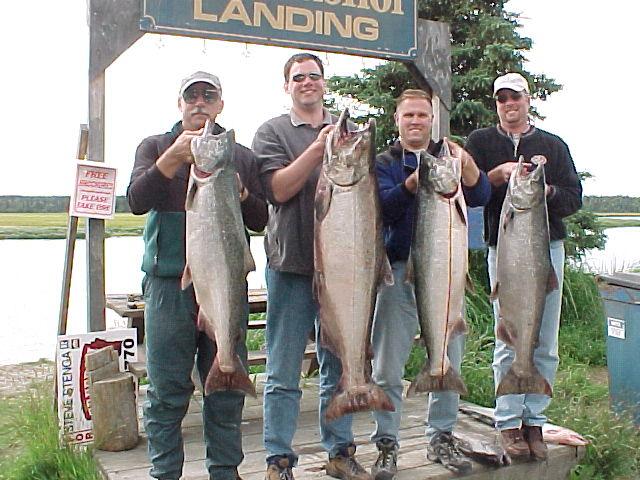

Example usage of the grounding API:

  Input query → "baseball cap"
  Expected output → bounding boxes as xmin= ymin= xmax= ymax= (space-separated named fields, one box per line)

xmin=179 ymin=71 xmax=222 ymax=96
xmin=493 ymin=72 xmax=529 ymax=95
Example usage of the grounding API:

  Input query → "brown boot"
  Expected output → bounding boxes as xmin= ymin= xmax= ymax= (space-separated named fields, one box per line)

xmin=523 ymin=425 xmax=548 ymax=461
xmin=500 ymin=428 xmax=530 ymax=459
xmin=265 ymin=457 xmax=294 ymax=480
xmin=325 ymin=445 xmax=372 ymax=480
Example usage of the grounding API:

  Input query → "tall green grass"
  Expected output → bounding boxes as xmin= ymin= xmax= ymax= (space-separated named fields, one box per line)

xmin=0 ymin=385 xmax=102 ymax=480
xmin=403 ymin=252 xmax=639 ymax=479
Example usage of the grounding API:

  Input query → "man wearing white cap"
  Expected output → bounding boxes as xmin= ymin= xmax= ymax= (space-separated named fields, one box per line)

xmin=128 ymin=71 xmax=268 ymax=480
xmin=465 ymin=72 xmax=582 ymax=461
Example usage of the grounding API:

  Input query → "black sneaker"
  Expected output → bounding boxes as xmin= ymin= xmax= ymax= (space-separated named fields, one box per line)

xmin=265 ymin=457 xmax=294 ymax=480
xmin=370 ymin=439 xmax=398 ymax=480
xmin=427 ymin=432 xmax=472 ymax=475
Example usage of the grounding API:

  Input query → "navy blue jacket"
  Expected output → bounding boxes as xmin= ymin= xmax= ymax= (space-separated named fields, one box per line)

xmin=376 ymin=140 xmax=491 ymax=263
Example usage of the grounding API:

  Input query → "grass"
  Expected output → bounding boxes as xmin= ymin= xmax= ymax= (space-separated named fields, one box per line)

xmin=0 ymin=384 xmax=102 ymax=480
xmin=404 ymin=253 xmax=639 ymax=478
xmin=0 ymin=213 xmax=146 ymax=239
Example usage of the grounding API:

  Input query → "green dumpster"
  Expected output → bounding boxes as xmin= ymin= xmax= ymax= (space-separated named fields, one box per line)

xmin=597 ymin=272 xmax=640 ymax=425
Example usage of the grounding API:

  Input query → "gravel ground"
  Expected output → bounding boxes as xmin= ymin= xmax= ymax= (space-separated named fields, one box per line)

xmin=0 ymin=360 xmax=55 ymax=398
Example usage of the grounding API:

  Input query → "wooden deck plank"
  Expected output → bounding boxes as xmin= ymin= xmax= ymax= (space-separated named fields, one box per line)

xmin=96 ymin=378 xmax=585 ymax=480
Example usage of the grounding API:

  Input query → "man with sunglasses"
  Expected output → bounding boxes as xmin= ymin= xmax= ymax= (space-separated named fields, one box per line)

xmin=252 ymin=53 xmax=369 ymax=480
xmin=465 ymin=72 xmax=582 ymax=461
xmin=369 ymin=89 xmax=490 ymax=478
xmin=127 ymin=71 xmax=268 ymax=480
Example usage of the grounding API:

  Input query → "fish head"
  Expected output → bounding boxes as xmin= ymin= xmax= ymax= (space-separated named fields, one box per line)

xmin=420 ymin=141 xmax=461 ymax=197
xmin=324 ymin=109 xmax=375 ymax=187
xmin=190 ymin=120 xmax=235 ymax=175
xmin=508 ymin=155 xmax=546 ymax=210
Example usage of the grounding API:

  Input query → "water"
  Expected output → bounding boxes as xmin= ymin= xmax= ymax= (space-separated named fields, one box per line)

xmin=1 ymin=228 xmax=638 ymax=366
xmin=0 ymin=236 xmax=266 ymax=365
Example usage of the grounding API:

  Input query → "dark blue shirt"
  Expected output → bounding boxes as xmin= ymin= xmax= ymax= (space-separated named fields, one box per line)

xmin=376 ymin=140 xmax=491 ymax=263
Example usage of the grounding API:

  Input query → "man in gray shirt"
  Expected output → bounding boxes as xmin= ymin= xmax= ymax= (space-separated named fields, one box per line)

xmin=253 ymin=53 xmax=370 ymax=480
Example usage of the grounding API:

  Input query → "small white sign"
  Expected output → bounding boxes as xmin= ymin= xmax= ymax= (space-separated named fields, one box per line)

xmin=56 ymin=329 xmax=137 ymax=446
xmin=607 ymin=317 xmax=626 ymax=340
xmin=69 ymin=161 xmax=117 ymax=219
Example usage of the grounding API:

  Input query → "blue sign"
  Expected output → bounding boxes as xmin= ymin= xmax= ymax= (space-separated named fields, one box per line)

xmin=141 ymin=0 xmax=417 ymax=60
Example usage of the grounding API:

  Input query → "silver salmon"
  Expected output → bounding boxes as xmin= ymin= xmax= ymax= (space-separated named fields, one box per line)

xmin=493 ymin=155 xmax=557 ymax=397
xmin=314 ymin=109 xmax=394 ymax=421
xmin=182 ymin=121 xmax=256 ymax=397
xmin=407 ymin=142 xmax=469 ymax=396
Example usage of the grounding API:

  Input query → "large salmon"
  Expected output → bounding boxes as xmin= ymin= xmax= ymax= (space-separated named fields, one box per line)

xmin=314 ymin=109 xmax=394 ymax=421
xmin=182 ymin=120 xmax=256 ymax=397
xmin=493 ymin=155 xmax=557 ymax=397
xmin=408 ymin=142 xmax=469 ymax=396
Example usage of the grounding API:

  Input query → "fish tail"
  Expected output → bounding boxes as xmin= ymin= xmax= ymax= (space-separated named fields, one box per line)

xmin=324 ymin=384 xmax=394 ymax=422
xmin=496 ymin=367 xmax=552 ymax=397
xmin=204 ymin=355 xmax=257 ymax=398
xmin=407 ymin=366 xmax=467 ymax=396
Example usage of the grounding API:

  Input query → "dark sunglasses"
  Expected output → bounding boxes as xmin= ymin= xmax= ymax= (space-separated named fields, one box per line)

xmin=291 ymin=72 xmax=323 ymax=83
xmin=495 ymin=91 xmax=525 ymax=103
xmin=183 ymin=87 xmax=219 ymax=104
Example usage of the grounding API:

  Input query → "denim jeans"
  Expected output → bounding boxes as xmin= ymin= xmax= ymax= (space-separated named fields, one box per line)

xmin=263 ymin=268 xmax=354 ymax=466
xmin=488 ymin=241 xmax=565 ymax=430
xmin=142 ymin=275 xmax=248 ymax=480
xmin=370 ymin=261 xmax=465 ymax=445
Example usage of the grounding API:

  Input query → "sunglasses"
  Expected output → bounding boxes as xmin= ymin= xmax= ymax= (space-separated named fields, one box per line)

xmin=291 ymin=72 xmax=323 ymax=83
xmin=495 ymin=91 xmax=526 ymax=103
xmin=183 ymin=87 xmax=219 ymax=104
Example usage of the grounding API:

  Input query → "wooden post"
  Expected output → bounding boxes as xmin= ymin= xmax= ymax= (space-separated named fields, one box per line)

xmin=86 ymin=346 xmax=139 ymax=451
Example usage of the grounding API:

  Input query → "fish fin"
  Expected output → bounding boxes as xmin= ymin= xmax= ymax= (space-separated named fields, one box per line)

xmin=547 ymin=267 xmax=559 ymax=293
xmin=312 ymin=270 xmax=323 ymax=302
xmin=496 ymin=319 xmax=517 ymax=346
xmin=244 ymin=242 xmax=256 ymax=274
xmin=314 ymin=175 xmax=332 ymax=223
xmin=489 ymin=282 xmax=499 ymax=302
xmin=196 ymin=309 xmax=209 ymax=333
xmin=465 ymin=273 xmax=475 ymax=293
xmin=449 ymin=317 xmax=468 ymax=338
xmin=502 ymin=208 xmax=515 ymax=230
xmin=454 ymin=198 xmax=467 ymax=226
xmin=185 ymin=174 xmax=197 ymax=210
xmin=407 ymin=364 xmax=467 ymax=397
xmin=204 ymin=355 xmax=257 ymax=397
xmin=325 ymin=383 xmax=394 ymax=421
xmin=496 ymin=366 xmax=552 ymax=397
xmin=181 ymin=264 xmax=192 ymax=290
xmin=379 ymin=253 xmax=394 ymax=288
xmin=404 ymin=254 xmax=415 ymax=284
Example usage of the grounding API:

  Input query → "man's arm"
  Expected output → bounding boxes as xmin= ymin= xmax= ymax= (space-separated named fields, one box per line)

xmin=266 ymin=124 xmax=334 ymax=204
xmin=546 ymin=139 xmax=582 ymax=218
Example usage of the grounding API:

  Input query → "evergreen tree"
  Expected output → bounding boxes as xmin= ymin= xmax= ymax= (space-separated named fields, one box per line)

xmin=326 ymin=0 xmax=560 ymax=148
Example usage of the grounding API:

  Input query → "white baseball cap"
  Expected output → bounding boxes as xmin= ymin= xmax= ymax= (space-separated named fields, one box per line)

xmin=179 ymin=71 xmax=222 ymax=96
xmin=493 ymin=72 xmax=529 ymax=95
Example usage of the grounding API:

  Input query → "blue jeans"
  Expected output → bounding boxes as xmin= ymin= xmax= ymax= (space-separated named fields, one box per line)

xmin=371 ymin=261 xmax=465 ymax=445
xmin=142 ymin=275 xmax=248 ymax=480
xmin=488 ymin=241 xmax=565 ymax=430
xmin=263 ymin=268 xmax=354 ymax=466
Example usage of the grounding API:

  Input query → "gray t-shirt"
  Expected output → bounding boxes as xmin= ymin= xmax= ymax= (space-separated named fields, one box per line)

xmin=252 ymin=109 xmax=335 ymax=276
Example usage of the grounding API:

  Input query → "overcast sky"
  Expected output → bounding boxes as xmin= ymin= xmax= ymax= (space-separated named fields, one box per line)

xmin=1 ymin=1 xmax=637 ymax=197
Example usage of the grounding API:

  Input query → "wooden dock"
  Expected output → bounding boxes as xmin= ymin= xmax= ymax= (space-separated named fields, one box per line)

xmin=95 ymin=377 xmax=585 ymax=480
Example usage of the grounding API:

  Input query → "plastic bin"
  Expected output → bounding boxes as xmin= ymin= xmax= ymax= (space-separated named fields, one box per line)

xmin=597 ymin=272 xmax=640 ymax=425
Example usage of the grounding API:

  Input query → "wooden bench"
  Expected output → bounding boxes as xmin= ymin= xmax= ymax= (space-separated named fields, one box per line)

xmin=106 ymin=289 xmax=319 ymax=379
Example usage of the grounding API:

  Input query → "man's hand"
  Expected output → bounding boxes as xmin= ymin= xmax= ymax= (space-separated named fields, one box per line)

xmin=446 ymin=138 xmax=480 ymax=187
xmin=488 ymin=162 xmax=519 ymax=187
xmin=156 ymin=128 xmax=203 ymax=178
xmin=404 ymin=168 xmax=419 ymax=194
